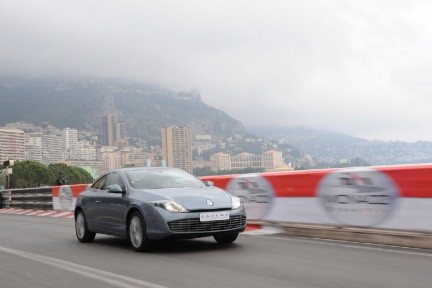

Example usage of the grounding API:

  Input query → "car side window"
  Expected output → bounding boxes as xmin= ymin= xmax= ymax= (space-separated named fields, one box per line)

xmin=91 ymin=174 xmax=108 ymax=191
xmin=106 ymin=172 xmax=126 ymax=191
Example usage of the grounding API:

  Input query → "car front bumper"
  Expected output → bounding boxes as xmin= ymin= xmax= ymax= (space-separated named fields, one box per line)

xmin=144 ymin=206 xmax=247 ymax=240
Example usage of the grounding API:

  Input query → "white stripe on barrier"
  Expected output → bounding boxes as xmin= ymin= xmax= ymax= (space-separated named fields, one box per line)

xmin=0 ymin=208 xmax=16 ymax=213
xmin=51 ymin=211 xmax=74 ymax=218
xmin=10 ymin=209 xmax=25 ymax=214
xmin=14 ymin=209 xmax=34 ymax=215
xmin=1 ymin=208 xmax=75 ymax=219
xmin=25 ymin=210 xmax=46 ymax=216
xmin=36 ymin=211 xmax=58 ymax=217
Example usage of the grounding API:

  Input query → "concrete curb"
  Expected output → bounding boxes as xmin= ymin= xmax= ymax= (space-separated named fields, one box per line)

xmin=248 ymin=220 xmax=432 ymax=249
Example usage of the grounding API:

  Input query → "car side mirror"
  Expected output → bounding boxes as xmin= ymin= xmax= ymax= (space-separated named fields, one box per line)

xmin=107 ymin=184 xmax=125 ymax=194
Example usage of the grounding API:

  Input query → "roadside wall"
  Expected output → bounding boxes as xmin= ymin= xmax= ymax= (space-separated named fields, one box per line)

xmin=2 ymin=164 xmax=432 ymax=232
xmin=201 ymin=164 xmax=432 ymax=232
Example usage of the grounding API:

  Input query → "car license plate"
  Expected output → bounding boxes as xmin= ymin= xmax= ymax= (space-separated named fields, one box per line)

xmin=200 ymin=211 xmax=230 ymax=222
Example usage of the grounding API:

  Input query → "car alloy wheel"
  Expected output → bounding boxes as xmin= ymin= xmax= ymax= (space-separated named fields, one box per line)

xmin=75 ymin=211 xmax=96 ymax=243
xmin=128 ymin=212 xmax=150 ymax=252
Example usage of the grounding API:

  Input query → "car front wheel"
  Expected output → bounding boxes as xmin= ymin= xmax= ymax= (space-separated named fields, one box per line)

xmin=128 ymin=212 xmax=150 ymax=252
xmin=75 ymin=210 xmax=96 ymax=243
xmin=214 ymin=233 xmax=239 ymax=244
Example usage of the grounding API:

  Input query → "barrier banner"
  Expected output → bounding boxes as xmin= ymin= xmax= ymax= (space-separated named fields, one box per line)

xmin=52 ymin=184 xmax=90 ymax=211
xmin=201 ymin=164 xmax=432 ymax=231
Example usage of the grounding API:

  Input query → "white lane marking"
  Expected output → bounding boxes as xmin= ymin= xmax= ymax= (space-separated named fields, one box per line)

xmin=256 ymin=235 xmax=432 ymax=258
xmin=0 ymin=245 xmax=170 ymax=288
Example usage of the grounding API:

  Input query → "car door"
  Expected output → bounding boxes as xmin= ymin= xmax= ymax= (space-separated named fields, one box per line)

xmin=97 ymin=172 xmax=129 ymax=236
xmin=84 ymin=174 xmax=108 ymax=231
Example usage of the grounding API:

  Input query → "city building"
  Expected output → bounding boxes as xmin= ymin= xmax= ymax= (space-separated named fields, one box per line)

xmin=102 ymin=114 xmax=127 ymax=147
xmin=100 ymin=151 xmax=122 ymax=171
xmin=25 ymin=134 xmax=43 ymax=162
xmin=68 ymin=141 xmax=98 ymax=161
xmin=210 ymin=150 xmax=290 ymax=172
xmin=41 ymin=133 xmax=64 ymax=164
xmin=102 ymin=113 xmax=118 ymax=146
xmin=0 ymin=128 xmax=26 ymax=162
xmin=210 ymin=152 xmax=232 ymax=171
xmin=62 ymin=128 xmax=78 ymax=152
xmin=161 ymin=126 xmax=193 ymax=173
xmin=231 ymin=152 xmax=262 ymax=170
xmin=262 ymin=150 xmax=284 ymax=170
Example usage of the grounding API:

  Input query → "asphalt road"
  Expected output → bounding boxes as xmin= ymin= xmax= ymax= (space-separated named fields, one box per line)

xmin=0 ymin=214 xmax=431 ymax=288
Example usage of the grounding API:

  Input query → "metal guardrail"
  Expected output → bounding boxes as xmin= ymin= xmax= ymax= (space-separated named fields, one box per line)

xmin=0 ymin=187 xmax=53 ymax=210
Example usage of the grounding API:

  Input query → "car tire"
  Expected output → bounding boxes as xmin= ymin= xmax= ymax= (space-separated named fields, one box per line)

xmin=75 ymin=210 xmax=96 ymax=243
xmin=128 ymin=212 xmax=151 ymax=252
xmin=213 ymin=233 xmax=239 ymax=244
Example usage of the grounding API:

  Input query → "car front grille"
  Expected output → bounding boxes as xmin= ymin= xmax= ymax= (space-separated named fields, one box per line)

xmin=168 ymin=215 xmax=246 ymax=233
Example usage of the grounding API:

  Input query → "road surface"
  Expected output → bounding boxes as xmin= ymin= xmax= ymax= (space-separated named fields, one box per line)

xmin=0 ymin=214 xmax=431 ymax=288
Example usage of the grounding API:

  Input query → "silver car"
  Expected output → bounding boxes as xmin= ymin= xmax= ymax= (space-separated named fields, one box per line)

xmin=74 ymin=167 xmax=246 ymax=251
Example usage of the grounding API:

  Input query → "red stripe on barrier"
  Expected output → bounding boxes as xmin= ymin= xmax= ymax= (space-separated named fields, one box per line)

xmin=52 ymin=184 xmax=89 ymax=197
xmin=202 ymin=164 xmax=432 ymax=198
xmin=378 ymin=164 xmax=432 ymax=198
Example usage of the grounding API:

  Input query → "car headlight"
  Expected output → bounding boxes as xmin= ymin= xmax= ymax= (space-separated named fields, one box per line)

xmin=231 ymin=196 xmax=242 ymax=210
xmin=150 ymin=200 xmax=189 ymax=213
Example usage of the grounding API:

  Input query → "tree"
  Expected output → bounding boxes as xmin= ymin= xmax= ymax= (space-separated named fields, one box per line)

xmin=9 ymin=161 xmax=53 ymax=188
xmin=48 ymin=163 xmax=93 ymax=185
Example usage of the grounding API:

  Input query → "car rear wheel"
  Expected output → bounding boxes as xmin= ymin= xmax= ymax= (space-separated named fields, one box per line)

xmin=128 ymin=212 xmax=150 ymax=252
xmin=75 ymin=210 xmax=96 ymax=243
xmin=214 ymin=233 xmax=239 ymax=244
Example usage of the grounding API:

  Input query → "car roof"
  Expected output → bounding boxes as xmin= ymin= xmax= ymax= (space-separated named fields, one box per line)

xmin=111 ymin=167 xmax=181 ymax=173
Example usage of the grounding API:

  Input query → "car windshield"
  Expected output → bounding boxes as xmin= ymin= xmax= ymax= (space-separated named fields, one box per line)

xmin=126 ymin=168 xmax=206 ymax=189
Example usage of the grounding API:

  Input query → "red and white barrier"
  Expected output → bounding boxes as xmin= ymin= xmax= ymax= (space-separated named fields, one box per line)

xmin=52 ymin=184 xmax=90 ymax=211
xmin=201 ymin=164 xmax=432 ymax=232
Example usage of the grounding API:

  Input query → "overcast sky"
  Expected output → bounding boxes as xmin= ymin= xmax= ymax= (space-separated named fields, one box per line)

xmin=1 ymin=1 xmax=432 ymax=141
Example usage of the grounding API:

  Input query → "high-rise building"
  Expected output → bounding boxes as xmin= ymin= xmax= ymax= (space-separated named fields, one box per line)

xmin=0 ymin=128 xmax=26 ymax=162
xmin=25 ymin=134 xmax=43 ymax=162
xmin=161 ymin=126 xmax=193 ymax=173
xmin=102 ymin=113 xmax=118 ymax=146
xmin=102 ymin=114 xmax=127 ymax=147
xmin=62 ymin=128 xmax=78 ymax=152
xmin=41 ymin=133 xmax=64 ymax=164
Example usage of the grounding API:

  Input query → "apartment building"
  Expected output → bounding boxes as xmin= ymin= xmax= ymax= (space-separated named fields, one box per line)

xmin=161 ymin=126 xmax=193 ymax=173
xmin=0 ymin=128 xmax=25 ymax=162
xmin=210 ymin=152 xmax=232 ymax=171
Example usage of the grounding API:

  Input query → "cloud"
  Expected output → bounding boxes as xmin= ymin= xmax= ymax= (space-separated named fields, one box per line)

xmin=1 ymin=0 xmax=432 ymax=141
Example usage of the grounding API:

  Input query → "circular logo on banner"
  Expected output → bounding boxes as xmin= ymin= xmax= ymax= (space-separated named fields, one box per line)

xmin=59 ymin=185 xmax=73 ymax=210
xmin=226 ymin=174 xmax=274 ymax=220
xmin=317 ymin=168 xmax=399 ymax=227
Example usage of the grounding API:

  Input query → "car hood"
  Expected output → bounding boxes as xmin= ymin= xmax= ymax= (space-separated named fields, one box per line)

xmin=132 ymin=186 xmax=233 ymax=211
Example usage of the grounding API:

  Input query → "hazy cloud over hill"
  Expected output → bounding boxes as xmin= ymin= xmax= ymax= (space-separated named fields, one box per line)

xmin=2 ymin=1 xmax=432 ymax=141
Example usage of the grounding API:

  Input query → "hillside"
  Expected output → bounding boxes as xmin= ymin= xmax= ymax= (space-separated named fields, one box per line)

xmin=256 ymin=126 xmax=432 ymax=165
xmin=0 ymin=78 xmax=245 ymax=143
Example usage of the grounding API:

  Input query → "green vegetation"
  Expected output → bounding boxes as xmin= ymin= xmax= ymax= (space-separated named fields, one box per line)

xmin=7 ymin=161 xmax=93 ymax=189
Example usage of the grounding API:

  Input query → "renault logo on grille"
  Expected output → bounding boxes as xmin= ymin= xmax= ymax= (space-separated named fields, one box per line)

xmin=206 ymin=199 xmax=213 ymax=206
